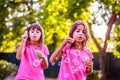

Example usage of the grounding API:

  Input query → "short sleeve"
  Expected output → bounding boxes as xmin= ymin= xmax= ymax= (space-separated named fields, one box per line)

xmin=62 ymin=44 xmax=71 ymax=54
xmin=85 ymin=49 xmax=94 ymax=60
xmin=43 ymin=45 xmax=49 ymax=56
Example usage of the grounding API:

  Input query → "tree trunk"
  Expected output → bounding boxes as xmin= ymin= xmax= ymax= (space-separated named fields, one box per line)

xmin=99 ymin=49 xmax=107 ymax=80
xmin=89 ymin=12 xmax=117 ymax=80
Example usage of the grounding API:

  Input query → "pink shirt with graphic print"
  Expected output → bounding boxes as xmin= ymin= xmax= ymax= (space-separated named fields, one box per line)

xmin=57 ymin=44 xmax=93 ymax=80
xmin=15 ymin=43 xmax=49 ymax=80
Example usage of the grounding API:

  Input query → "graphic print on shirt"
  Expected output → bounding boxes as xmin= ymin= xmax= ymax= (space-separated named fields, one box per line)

xmin=30 ymin=46 xmax=44 ymax=67
xmin=61 ymin=48 xmax=86 ymax=79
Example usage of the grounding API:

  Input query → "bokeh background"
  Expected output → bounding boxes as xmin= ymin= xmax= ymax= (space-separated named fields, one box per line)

xmin=0 ymin=0 xmax=120 ymax=80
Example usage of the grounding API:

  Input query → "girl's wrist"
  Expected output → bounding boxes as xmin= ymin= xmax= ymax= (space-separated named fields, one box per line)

xmin=86 ymin=66 xmax=93 ymax=75
xmin=21 ymin=41 xmax=26 ymax=46
xmin=61 ymin=42 xmax=67 ymax=47
xmin=21 ymin=40 xmax=26 ymax=44
xmin=41 ymin=54 xmax=46 ymax=59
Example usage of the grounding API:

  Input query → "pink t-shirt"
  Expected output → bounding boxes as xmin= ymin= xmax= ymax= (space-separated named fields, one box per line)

xmin=15 ymin=43 xmax=49 ymax=80
xmin=57 ymin=44 xmax=93 ymax=80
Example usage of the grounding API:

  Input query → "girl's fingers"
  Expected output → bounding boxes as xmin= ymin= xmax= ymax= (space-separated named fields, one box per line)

xmin=86 ymin=61 xmax=93 ymax=67
xmin=66 ymin=37 xmax=74 ymax=43
xmin=25 ymin=31 xmax=28 ymax=37
xmin=36 ymin=50 xmax=44 ymax=58
xmin=21 ymin=31 xmax=28 ymax=42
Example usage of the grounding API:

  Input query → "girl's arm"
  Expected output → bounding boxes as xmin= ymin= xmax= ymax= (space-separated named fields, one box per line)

xmin=49 ymin=42 xmax=65 ymax=63
xmin=86 ymin=60 xmax=93 ymax=75
xmin=41 ymin=55 xmax=49 ymax=69
xmin=16 ymin=31 xmax=28 ymax=60
xmin=16 ymin=41 xmax=26 ymax=60
xmin=36 ymin=51 xmax=49 ymax=69
xmin=49 ymin=37 xmax=74 ymax=63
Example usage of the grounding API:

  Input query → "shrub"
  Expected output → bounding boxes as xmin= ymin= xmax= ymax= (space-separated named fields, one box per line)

xmin=87 ymin=70 xmax=101 ymax=80
xmin=0 ymin=60 xmax=17 ymax=79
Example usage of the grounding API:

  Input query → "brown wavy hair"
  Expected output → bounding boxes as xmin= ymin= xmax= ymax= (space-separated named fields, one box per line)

xmin=26 ymin=23 xmax=44 ymax=47
xmin=69 ymin=21 xmax=89 ymax=49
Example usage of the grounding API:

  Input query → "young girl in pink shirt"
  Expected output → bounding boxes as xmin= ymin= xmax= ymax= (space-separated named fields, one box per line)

xmin=50 ymin=21 xmax=93 ymax=80
xmin=15 ymin=23 xmax=49 ymax=80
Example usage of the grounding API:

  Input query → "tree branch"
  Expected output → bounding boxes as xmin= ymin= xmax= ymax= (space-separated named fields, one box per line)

xmin=103 ymin=12 xmax=117 ymax=51
xmin=89 ymin=24 xmax=102 ymax=51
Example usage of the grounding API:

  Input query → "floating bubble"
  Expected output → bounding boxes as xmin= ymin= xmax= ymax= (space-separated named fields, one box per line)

xmin=58 ymin=61 xmax=61 ymax=66
xmin=85 ymin=56 xmax=90 ymax=62
xmin=51 ymin=62 xmax=55 ymax=66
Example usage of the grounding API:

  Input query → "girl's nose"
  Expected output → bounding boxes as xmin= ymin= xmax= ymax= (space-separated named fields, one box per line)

xmin=79 ymin=31 xmax=83 ymax=35
xmin=33 ymin=32 xmax=37 ymax=35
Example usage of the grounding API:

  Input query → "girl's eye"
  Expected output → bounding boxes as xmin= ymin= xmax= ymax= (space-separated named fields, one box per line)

xmin=31 ymin=31 xmax=34 ymax=33
xmin=82 ymin=31 xmax=85 ymax=33
xmin=76 ymin=30 xmax=80 ymax=32
xmin=37 ymin=31 xmax=40 ymax=33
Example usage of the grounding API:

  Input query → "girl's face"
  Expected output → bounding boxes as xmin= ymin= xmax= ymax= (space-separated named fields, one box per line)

xmin=29 ymin=28 xmax=41 ymax=42
xmin=72 ymin=25 xmax=86 ymax=43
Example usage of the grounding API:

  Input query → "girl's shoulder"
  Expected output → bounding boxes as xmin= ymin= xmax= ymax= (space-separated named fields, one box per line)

xmin=64 ymin=44 xmax=71 ymax=49
xmin=62 ymin=44 xmax=71 ymax=53
xmin=42 ymin=44 xmax=47 ymax=48
xmin=83 ymin=47 xmax=92 ymax=55
xmin=84 ymin=48 xmax=94 ymax=59
xmin=41 ymin=44 xmax=49 ymax=50
xmin=84 ymin=48 xmax=91 ymax=52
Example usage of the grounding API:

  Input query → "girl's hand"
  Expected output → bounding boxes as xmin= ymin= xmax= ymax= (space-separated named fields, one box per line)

xmin=21 ymin=31 xmax=28 ymax=42
xmin=36 ymin=50 xmax=45 ymax=59
xmin=85 ymin=60 xmax=93 ymax=75
xmin=63 ymin=37 xmax=74 ymax=45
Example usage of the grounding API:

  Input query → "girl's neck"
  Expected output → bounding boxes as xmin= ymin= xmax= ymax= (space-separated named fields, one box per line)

xmin=30 ymin=41 xmax=40 ymax=46
xmin=73 ymin=42 xmax=83 ymax=50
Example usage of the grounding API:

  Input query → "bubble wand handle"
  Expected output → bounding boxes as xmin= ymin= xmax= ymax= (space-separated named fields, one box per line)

xmin=36 ymin=50 xmax=42 ymax=60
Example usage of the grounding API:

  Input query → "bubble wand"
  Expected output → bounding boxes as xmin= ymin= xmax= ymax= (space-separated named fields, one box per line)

xmin=36 ymin=50 xmax=43 ymax=60
xmin=33 ymin=50 xmax=42 ymax=66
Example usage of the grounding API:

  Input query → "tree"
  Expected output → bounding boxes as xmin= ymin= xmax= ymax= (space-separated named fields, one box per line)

xmin=38 ymin=0 xmax=74 ymax=52
xmin=0 ymin=0 xmax=45 ymax=52
xmin=62 ymin=0 xmax=120 ymax=80
xmin=88 ymin=1 xmax=120 ymax=80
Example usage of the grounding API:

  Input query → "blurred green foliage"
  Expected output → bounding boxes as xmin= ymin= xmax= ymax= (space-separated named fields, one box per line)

xmin=0 ymin=0 xmax=120 ymax=53
xmin=0 ymin=0 xmax=97 ymax=53
xmin=0 ymin=0 xmax=45 ymax=52
xmin=113 ymin=25 xmax=120 ymax=58
xmin=87 ymin=70 xmax=101 ymax=80
xmin=0 ymin=60 xmax=17 ymax=79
